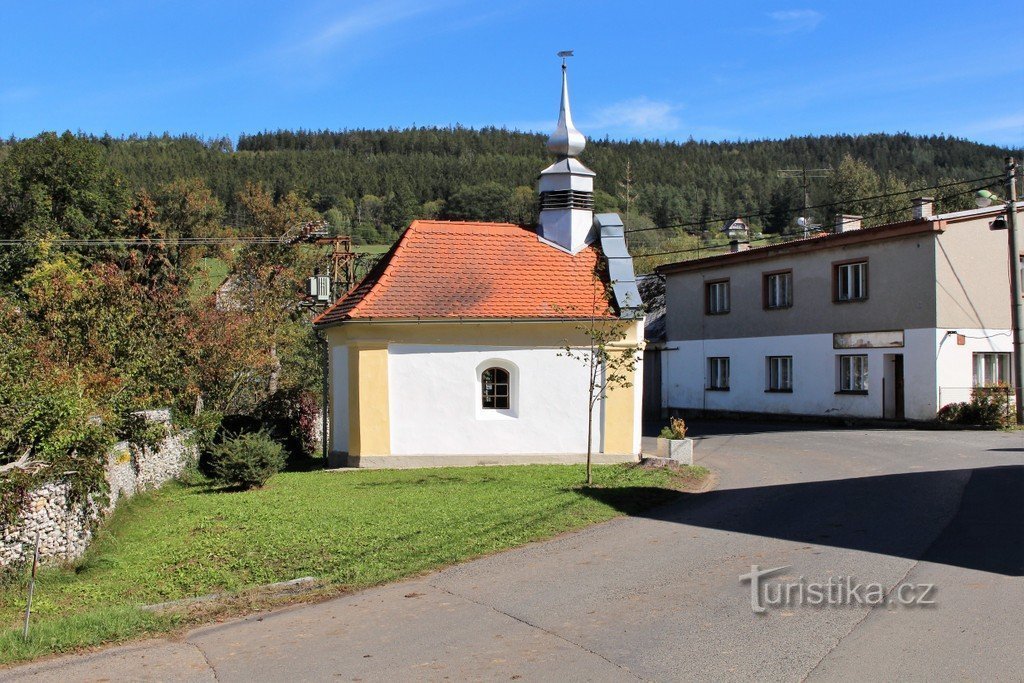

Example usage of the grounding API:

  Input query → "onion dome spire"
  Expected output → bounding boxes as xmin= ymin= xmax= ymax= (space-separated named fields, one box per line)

xmin=546 ymin=54 xmax=586 ymax=158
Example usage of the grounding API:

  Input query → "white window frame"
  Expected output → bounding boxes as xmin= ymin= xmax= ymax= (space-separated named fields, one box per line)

xmin=837 ymin=354 xmax=869 ymax=393
xmin=973 ymin=352 xmax=1012 ymax=387
xmin=766 ymin=356 xmax=793 ymax=392
xmin=707 ymin=357 xmax=730 ymax=390
xmin=764 ymin=271 xmax=793 ymax=309
xmin=835 ymin=261 xmax=868 ymax=302
xmin=706 ymin=280 xmax=730 ymax=315
xmin=475 ymin=360 xmax=519 ymax=419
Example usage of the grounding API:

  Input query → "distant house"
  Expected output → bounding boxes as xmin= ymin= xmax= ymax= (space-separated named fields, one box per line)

xmin=721 ymin=217 xmax=751 ymax=241
xmin=656 ymin=200 xmax=1023 ymax=421
xmin=312 ymin=65 xmax=644 ymax=467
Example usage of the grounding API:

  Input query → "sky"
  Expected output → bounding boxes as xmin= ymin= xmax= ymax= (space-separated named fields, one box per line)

xmin=1 ymin=1 xmax=1022 ymax=147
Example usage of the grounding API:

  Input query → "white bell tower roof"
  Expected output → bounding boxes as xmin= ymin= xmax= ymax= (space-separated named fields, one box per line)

xmin=546 ymin=62 xmax=586 ymax=158
xmin=536 ymin=52 xmax=596 ymax=255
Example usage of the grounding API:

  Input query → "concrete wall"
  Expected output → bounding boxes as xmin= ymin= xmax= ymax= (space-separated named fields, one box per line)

xmin=664 ymin=233 xmax=938 ymax=341
xmin=663 ymin=328 xmax=939 ymax=421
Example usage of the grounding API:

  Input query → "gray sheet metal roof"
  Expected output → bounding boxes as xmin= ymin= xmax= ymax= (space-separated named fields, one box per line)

xmin=594 ymin=213 xmax=643 ymax=319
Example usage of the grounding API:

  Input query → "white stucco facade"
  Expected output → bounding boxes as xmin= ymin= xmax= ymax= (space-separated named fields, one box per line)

xmin=389 ymin=344 xmax=601 ymax=455
xmin=662 ymin=327 xmax=1012 ymax=422
xmin=330 ymin=344 xmax=349 ymax=453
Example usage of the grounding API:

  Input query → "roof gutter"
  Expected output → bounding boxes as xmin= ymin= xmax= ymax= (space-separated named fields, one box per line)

xmin=313 ymin=314 xmax=630 ymax=330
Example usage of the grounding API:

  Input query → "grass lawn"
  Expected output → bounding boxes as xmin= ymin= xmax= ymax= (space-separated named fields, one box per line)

xmin=0 ymin=463 xmax=706 ymax=665
xmin=188 ymin=256 xmax=229 ymax=299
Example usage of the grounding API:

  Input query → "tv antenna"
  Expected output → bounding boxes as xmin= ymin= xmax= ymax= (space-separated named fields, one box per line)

xmin=777 ymin=167 xmax=832 ymax=230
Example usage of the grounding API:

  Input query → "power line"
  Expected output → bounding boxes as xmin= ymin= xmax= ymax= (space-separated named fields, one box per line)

xmin=625 ymin=173 xmax=1003 ymax=235
xmin=633 ymin=179 xmax=1001 ymax=260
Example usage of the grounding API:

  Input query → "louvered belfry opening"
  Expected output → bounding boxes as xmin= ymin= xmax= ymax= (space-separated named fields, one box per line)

xmin=539 ymin=189 xmax=594 ymax=211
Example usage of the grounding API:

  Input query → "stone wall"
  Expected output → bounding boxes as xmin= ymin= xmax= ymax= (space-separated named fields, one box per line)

xmin=0 ymin=411 xmax=196 ymax=570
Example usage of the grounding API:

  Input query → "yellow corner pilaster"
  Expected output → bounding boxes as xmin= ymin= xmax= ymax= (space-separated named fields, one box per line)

xmin=603 ymin=371 xmax=636 ymax=455
xmin=348 ymin=343 xmax=391 ymax=456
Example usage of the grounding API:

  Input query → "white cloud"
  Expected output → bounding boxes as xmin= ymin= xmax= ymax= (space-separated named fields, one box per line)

xmin=0 ymin=86 xmax=39 ymax=104
xmin=956 ymin=114 xmax=1024 ymax=145
xmin=297 ymin=1 xmax=435 ymax=56
xmin=765 ymin=9 xmax=823 ymax=34
xmin=584 ymin=97 xmax=683 ymax=135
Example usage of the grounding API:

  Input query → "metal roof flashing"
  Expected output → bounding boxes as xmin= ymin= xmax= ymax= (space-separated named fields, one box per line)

xmin=594 ymin=213 xmax=644 ymax=320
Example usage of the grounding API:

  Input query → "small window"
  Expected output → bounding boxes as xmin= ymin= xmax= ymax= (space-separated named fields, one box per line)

xmin=706 ymin=280 xmax=730 ymax=315
xmin=766 ymin=356 xmax=793 ymax=392
xmin=764 ymin=271 xmax=793 ymax=309
xmin=838 ymin=355 xmax=868 ymax=392
xmin=973 ymin=353 xmax=1011 ymax=387
xmin=707 ymin=357 xmax=730 ymax=390
xmin=481 ymin=367 xmax=510 ymax=409
xmin=834 ymin=261 xmax=868 ymax=302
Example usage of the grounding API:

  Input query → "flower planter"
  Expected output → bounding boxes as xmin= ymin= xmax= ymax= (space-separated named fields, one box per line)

xmin=656 ymin=437 xmax=693 ymax=465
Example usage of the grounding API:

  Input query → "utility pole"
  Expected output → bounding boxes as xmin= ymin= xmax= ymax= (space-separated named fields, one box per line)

xmin=778 ymin=167 xmax=832 ymax=230
xmin=617 ymin=160 xmax=637 ymax=228
xmin=1004 ymin=157 xmax=1024 ymax=424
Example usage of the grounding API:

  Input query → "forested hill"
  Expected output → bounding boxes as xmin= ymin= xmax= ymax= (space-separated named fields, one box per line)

xmin=18 ymin=128 xmax=1019 ymax=253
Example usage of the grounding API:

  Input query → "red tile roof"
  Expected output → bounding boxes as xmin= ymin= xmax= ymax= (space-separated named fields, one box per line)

xmin=313 ymin=220 xmax=614 ymax=325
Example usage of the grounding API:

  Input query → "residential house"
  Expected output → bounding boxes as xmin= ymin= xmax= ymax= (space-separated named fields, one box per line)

xmin=656 ymin=199 xmax=1023 ymax=421
xmin=312 ymin=65 xmax=644 ymax=467
xmin=721 ymin=217 xmax=751 ymax=241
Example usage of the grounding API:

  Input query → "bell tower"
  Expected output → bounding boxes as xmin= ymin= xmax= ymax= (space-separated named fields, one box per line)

xmin=537 ymin=52 xmax=596 ymax=254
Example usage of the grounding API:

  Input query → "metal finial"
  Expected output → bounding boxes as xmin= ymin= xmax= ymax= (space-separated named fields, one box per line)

xmin=546 ymin=51 xmax=585 ymax=158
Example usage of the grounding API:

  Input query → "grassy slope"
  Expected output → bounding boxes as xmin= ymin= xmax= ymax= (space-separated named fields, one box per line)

xmin=0 ymin=464 xmax=702 ymax=664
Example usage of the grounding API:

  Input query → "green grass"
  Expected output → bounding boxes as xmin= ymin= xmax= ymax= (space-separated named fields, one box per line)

xmin=0 ymin=464 xmax=701 ymax=665
xmin=188 ymin=256 xmax=229 ymax=299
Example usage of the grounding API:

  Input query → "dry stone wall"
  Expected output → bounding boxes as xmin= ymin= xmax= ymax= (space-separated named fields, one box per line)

xmin=1 ymin=411 xmax=196 ymax=569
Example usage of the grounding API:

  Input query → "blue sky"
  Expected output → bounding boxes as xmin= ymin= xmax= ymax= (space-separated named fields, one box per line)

xmin=1 ymin=1 xmax=1022 ymax=146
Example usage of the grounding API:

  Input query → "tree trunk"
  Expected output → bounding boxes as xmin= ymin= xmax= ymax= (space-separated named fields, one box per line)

xmin=586 ymin=399 xmax=593 ymax=486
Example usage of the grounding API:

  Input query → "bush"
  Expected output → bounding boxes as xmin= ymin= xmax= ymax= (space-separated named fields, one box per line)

xmin=937 ymin=387 xmax=1011 ymax=426
xmin=209 ymin=431 xmax=286 ymax=489
xmin=659 ymin=416 xmax=688 ymax=440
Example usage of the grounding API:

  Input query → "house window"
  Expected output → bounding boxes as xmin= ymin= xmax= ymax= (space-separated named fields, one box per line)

xmin=766 ymin=356 xmax=793 ymax=392
xmin=834 ymin=261 xmax=868 ymax=302
xmin=706 ymin=280 xmax=730 ymax=315
xmin=481 ymin=367 xmax=510 ymax=409
xmin=764 ymin=271 xmax=793 ymax=309
xmin=973 ymin=353 xmax=1012 ymax=387
xmin=837 ymin=355 xmax=869 ymax=393
xmin=707 ymin=357 xmax=730 ymax=390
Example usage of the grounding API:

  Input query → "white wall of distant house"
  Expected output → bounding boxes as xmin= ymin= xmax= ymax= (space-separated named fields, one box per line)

xmin=662 ymin=328 xmax=949 ymax=421
xmin=388 ymin=344 xmax=600 ymax=456
xmin=331 ymin=344 xmax=349 ymax=453
xmin=934 ymin=327 xmax=1014 ymax=407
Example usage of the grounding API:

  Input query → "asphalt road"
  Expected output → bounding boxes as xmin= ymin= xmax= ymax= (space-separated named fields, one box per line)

xmin=5 ymin=423 xmax=1023 ymax=682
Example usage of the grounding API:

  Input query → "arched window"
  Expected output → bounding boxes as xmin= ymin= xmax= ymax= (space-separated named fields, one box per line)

xmin=481 ymin=367 xmax=511 ymax=409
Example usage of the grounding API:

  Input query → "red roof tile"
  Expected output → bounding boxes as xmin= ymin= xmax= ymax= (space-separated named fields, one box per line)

xmin=313 ymin=221 xmax=614 ymax=326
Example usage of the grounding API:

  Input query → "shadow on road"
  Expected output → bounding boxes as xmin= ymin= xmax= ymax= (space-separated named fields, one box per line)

xmin=583 ymin=465 xmax=1023 ymax=577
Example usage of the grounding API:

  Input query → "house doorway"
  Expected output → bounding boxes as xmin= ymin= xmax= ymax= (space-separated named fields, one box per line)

xmin=883 ymin=353 xmax=905 ymax=419
xmin=642 ymin=348 xmax=663 ymax=421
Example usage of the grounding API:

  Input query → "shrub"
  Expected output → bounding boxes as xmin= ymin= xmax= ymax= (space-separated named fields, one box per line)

xmin=658 ymin=416 xmax=688 ymax=440
xmin=937 ymin=387 xmax=1011 ymax=426
xmin=209 ymin=431 xmax=286 ymax=490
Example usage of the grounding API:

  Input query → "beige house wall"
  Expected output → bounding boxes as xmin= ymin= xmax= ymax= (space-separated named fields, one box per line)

xmin=664 ymin=234 xmax=938 ymax=341
xmin=934 ymin=212 xmax=1022 ymax=330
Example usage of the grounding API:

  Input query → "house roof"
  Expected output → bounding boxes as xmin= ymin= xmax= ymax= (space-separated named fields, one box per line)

xmin=657 ymin=217 xmax=944 ymax=275
xmin=313 ymin=220 xmax=614 ymax=326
